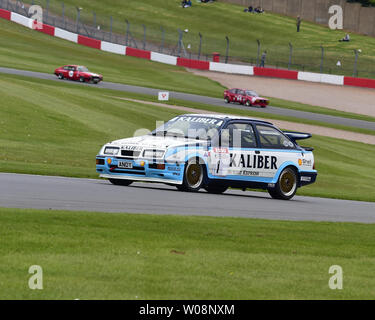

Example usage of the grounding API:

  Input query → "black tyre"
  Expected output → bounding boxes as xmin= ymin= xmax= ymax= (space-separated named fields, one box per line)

xmin=180 ymin=158 xmax=206 ymax=192
xmin=204 ymin=183 xmax=228 ymax=194
xmin=58 ymin=73 xmax=64 ymax=80
xmin=109 ymin=178 xmax=133 ymax=186
xmin=267 ymin=167 xmax=298 ymax=200
xmin=245 ymin=100 xmax=252 ymax=107
xmin=79 ymin=76 xmax=85 ymax=83
xmin=224 ymin=97 xmax=230 ymax=104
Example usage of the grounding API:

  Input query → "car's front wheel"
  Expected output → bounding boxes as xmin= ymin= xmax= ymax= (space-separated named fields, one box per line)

xmin=245 ymin=100 xmax=252 ymax=107
xmin=58 ymin=73 xmax=64 ymax=79
xmin=79 ymin=76 xmax=85 ymax=83
xmin=179 ymin=158 xmax=206 ymax=192
xmin=268 ymin=167 xmax=298 ymax=200
xmin=224 ymin=97 xmax=230 ymax=104
xmin=109 ymin=178 xmax=133 ymax=186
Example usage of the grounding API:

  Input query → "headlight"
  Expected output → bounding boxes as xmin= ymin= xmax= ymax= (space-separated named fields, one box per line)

xmin=104 ymin=147 xmax=119 ymax=155
xmin=143 ymin=149 xmax=165 ymax=158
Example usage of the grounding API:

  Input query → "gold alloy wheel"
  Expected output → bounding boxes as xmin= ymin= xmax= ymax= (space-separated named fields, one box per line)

xmin=279 ymin=169 xmax=297 ymax=197
xmin=186 ymin=163 xmax=203 ymax=189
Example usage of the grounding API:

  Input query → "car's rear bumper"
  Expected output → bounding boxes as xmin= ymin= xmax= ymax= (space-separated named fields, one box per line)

xmin=299 ymin=171 xmax=317 ymax=186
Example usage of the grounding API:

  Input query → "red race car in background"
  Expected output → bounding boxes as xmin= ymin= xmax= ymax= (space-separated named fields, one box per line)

xmin=54 ymin=65 xmax=103 ymax=84
xmin=224 ymin=88 xmax=269 ymax=107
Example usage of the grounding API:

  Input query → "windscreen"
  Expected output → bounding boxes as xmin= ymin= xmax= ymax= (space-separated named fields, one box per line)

xmin=245 ymin=90 xmax=258 ymax=96
xmin=151 ymin=116 xmax=224 ymax=140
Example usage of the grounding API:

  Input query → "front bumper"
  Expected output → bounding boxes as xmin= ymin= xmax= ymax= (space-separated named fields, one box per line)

xmin=96 ymin=156 xmax=183 ymax=185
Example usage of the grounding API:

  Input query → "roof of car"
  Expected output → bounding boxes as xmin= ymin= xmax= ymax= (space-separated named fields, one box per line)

xmin=181 ymin=114 xmax=273 ymax=125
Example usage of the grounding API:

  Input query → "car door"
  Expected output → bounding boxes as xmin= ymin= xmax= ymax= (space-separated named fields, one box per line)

xmin=62 ymin=66 xmax=70 ymax=78
xmin=237 ymin=90 xmax=245 ymax=104
xmin=209 ymin=121 xmax=259 ymax=178
xmin=228 ymin=89 xmax=236 ymax=102
xmin=65 ymin=66 xmax=75 ymax=79
xmin=254 ymin=124 xmax=299 ymax=179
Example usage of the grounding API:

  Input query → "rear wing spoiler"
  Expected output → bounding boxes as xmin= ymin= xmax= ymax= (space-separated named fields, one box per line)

xmin=283 ymin=131 xmax=314 ymax=151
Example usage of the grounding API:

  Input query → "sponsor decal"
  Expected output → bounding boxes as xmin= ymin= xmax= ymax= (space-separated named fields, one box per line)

xmin=122 ymin=145 xmax=142 ymax=151
xmin=301 ymin=176 xmax=312 ymax=182
xmin=172 ymin=116 xmax=223 ymax=127
xmin=213 ymin=147 xmax=228 ymax=154
xmin=229 ymin=154 xmax=277 ymax=170
xmin=239 ymin=170 xmax=259 ymax=176
xmin=298 ymin=158 xmax=312 ymax=166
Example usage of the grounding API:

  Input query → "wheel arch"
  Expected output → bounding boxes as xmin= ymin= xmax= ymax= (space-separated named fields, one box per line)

xmin=272 ymin=161 xmax=300 ymax=185
xmin=184 ymin=155 xmax=209 ymax=185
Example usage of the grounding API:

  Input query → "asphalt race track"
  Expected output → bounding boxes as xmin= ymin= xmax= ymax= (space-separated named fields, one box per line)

xmin=1 ymin=173 xmax=374 ymax=223
xmin=1 ymin=67 xmax=375 ymax=131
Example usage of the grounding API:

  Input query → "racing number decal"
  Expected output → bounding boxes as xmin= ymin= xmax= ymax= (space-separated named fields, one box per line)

xmin=68 ymin=71 xmax=74 ymax=78
xmin=210 ymin=148 xmax=230 ymax=177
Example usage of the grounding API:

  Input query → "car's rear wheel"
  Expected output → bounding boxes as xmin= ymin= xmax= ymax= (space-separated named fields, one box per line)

xmin=224 ymin=97 xmax=230 ymax=104
xmin=109 ymin=178 xmax=133 ymax=186
xmin=204 ymin=183 xmax=228 ymax=194
xmin=179 ymin=158 xmax=206 ymax=192
xmin=58 ymin=73 xmax=64 ymax=79
xmin=268 ymin=167 xmax=298 ymax=200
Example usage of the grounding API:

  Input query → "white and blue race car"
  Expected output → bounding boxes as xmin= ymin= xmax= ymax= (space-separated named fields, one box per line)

xmin=96 ymin=114 xmax=317 ymax=200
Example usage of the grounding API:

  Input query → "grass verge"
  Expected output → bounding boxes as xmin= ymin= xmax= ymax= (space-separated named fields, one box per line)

xmin=1 ymin=208 xmax=374 ymax=299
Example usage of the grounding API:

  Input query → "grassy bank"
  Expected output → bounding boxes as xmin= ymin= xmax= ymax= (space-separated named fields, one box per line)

xmin=18 ymin=0 xmax=375 ymax=78
xmin=0 ymin=18 xmax=224 ymax=97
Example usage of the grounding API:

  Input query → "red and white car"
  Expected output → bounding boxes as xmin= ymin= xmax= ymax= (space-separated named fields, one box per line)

xmin=54 ymin=65 xmax=103 ymax=84
xmin=224 ymin=88 xmax=269 ymax=107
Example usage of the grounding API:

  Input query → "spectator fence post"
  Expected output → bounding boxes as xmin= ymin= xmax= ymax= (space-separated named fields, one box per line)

xmin=46 ymin=0 xmax=49 ymax=23
xmin=76 ymin=7 xmax=81 ymax=34
xmin=160 ymin=27 xmax=165 ymax=53
xmin=125 ymin=19 xmax=130 ymax=46
xmin=353 ymin=49 xmax=359 ymax=77
xmin=109 ymin=16 xmax=113 ymax=42
xmin=288 ymin=42 xmax=293 ymax=70
xmin=198 ymin=32 xmax=202 ymax=60
xmin=142 ymin=24 xmax=146 ymax=50
xmin=225 ymin=36 xmax=229 ymax=64
xmin=256 ymin=39 xmax=260 ymax=67
xmin=62 ymin=2 xmax=65 ymax=29
xmin=177 ymin=29 xmax=183 ymax=57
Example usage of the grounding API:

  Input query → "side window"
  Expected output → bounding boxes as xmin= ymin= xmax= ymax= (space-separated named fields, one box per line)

xmin=221 ymin=123 xmax=257 ymax=148
xmin=256 ymin=125 xmax=295 ymax=149
xmin=238 ymin=90 xmax=245 ymax=95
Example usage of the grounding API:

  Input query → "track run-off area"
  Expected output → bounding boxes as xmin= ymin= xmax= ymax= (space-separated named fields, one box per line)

xmin=1 ymin=66 xmax=375 ymax=131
